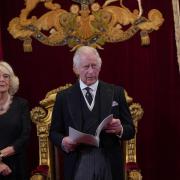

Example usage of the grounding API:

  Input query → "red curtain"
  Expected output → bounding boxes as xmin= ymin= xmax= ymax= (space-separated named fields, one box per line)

xmin=0 ymin=35 xmax=3 ymax=60
xmin=0 ymin=19 xmax=3 ymax=59
xmin=0 ymin=0 xmax=180 ymax=179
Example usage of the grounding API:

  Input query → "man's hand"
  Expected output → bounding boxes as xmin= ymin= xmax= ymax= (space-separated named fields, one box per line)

xmin=62 ymin=136 xmax=78 ymax=153
xmin=104 ymin=118 xmax=123 ymax=135
xmin=0 ymin=162 xmax=12 ymax=176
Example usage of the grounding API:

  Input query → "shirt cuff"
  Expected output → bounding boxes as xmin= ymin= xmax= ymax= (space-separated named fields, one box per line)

xmin=116 ymin=125 xmax=123 ymax=138
xmin=61 ymin=142 xmax=70 ymax=153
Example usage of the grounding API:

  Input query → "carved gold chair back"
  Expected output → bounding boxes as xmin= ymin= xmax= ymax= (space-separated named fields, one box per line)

xmin=31 ymin=84 xmax=143 ymax=180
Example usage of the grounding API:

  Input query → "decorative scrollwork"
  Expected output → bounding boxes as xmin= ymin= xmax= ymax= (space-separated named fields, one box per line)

xmin=129 ymin=103 xmax=144 ymax=131
xmin=129 ymin=103 xmax=144 ymax=121
xmin=31 ymin=106 xmax=47 ymax=124
xmin=129 ymin=170 xmax=142 ymax=180
xmin=40 ymin=83 xmax=72 ymax=107
xmin=8 ymin=0 xmax=164 ymax=52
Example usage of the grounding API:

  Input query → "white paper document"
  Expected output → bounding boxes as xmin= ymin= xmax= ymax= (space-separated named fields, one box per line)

xmin=69 ymin=114 xmax=113 ymax=147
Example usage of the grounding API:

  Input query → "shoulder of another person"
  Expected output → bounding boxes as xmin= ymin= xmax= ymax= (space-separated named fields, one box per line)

xmin=12 ymin=96 xmax=29 ymax=110
xmin=13 ymin=96 xmax=28 ymax=104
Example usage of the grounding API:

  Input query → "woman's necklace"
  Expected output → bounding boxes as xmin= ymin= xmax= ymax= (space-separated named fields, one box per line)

xmin=0 ymin=94 xmax=12 ymax=114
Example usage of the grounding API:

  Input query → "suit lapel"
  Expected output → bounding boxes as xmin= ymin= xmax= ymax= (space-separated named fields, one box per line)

xmin=67 ymin=81 xmax=83 ymax=131
xmin=99 ymin=81 xmax=114 ymax=121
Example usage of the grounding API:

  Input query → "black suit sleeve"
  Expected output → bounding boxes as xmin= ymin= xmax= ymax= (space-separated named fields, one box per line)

xmin=50 ymin=92 xmax=65 ymax=147
xmin=117 ymin=87 xmax=135 ymax=140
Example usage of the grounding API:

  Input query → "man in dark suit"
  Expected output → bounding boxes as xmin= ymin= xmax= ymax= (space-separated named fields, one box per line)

xmin=50 ymin=46 xmax=135 ymax=180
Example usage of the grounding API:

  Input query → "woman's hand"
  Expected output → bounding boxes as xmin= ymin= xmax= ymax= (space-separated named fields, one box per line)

xmin=0 ymin=162 xmax=12 ymax=176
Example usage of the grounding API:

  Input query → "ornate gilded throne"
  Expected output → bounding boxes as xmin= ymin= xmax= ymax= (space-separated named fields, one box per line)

xmin=30 ymin=84 xmax=143 ymax=180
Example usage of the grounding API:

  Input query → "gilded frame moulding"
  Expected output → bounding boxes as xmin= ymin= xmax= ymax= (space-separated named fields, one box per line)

xmin=8 ymin=0 xmax=164 ymax=52
xmin=172 ymin=0 xmax=180 ymax=72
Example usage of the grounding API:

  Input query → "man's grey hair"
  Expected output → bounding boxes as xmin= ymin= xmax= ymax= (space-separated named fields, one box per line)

xmin=0 ymin=61 xmax=19 ymax=95
xmin=73 ymin=46 xmax=102 ymax=68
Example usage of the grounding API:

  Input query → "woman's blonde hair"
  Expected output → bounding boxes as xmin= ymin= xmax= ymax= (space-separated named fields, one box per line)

xmin=0 ymin=61 xmax=19 ymax=95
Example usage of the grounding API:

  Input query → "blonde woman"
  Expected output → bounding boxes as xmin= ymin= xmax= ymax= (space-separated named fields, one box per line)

xmin=0 ymin=61 xmax=31 ymax=180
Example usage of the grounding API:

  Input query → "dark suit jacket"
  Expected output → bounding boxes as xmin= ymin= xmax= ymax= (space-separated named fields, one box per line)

xmin=50 ymin=81 xmax=135 ymax=180
xmin=0 ymin=97 xmax=31 ymax=180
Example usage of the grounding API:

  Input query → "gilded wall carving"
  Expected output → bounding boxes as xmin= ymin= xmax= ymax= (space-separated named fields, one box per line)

xmin=172 ymin=0 xmax=180 ymax=72
xmin=8 ymin=0 xmax=164 ymax=52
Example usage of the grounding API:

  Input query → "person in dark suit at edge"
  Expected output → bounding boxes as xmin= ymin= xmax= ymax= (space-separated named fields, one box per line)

xmin=50 ymin=46 xmax=135 ymax=180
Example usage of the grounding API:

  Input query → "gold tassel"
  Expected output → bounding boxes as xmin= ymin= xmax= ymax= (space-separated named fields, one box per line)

xmin=23 ymin=38 xmax=32 ymax=52
xmin=140 ymin=31 xmax=150 ymax=45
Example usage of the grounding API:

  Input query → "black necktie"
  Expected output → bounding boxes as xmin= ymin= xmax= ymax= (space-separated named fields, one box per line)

xmin=85 ymin=87 xmax=93 ymax=105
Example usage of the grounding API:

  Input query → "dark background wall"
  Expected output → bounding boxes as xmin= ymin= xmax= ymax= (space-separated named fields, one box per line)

xmin=0 ymin=0 xmax=180 ymax=179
